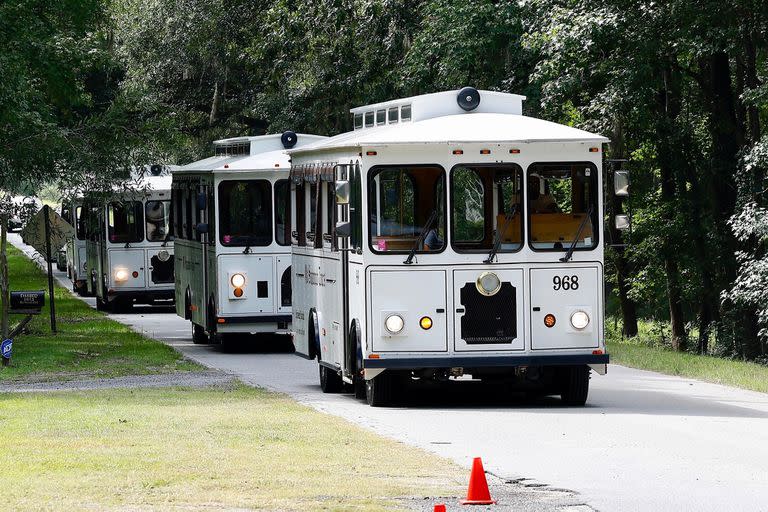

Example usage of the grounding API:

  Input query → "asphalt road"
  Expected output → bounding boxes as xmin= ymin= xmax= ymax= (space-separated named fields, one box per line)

xmin=10 ymin=233 xmax=768 ymax=512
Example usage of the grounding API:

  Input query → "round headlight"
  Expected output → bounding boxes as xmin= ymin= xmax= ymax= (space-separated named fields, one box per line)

xmin=157 ymin=250 xmax=170 ymax=262
xmin=385 ymin=314 xmax=405 ymax=334
xmin=570 ymin=310 xmax=590 ymax=330
xmin=476 ymin=271 xmax=501 ymax=296
xmin=231 ymin=273 xmax=246 ymax=288
xmin=114 ymin=269 xmax=128 ymax=282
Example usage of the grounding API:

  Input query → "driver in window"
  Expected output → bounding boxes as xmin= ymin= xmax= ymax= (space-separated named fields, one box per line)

xmin=424 ymin=227 xmax=443 ymax=251
xmin=528 ymin=176 xmax=560 ymax=213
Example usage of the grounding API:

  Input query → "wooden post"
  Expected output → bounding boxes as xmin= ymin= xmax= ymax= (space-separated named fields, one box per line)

xmin=43 ymin=205 xmax=57 ymax=333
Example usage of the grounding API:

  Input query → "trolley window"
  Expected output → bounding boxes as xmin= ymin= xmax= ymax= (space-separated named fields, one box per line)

xmin=219 ymin=180 xmax=272 ymax=247
xmin=145 ymin=200 xmax=172 ymax=242
xmin=108 ymin=201 xmax=144 ymax=243
xmin=275 ymin=180 xmax=291 ymax=246
xmin=451 ymin=164 xmax=523 ymax=253
xmin=368 ymin=165 xmax=446 ymax=253
xmin=75 ymin=206 xmax=86 ymax=240
xmin=527 ymin=163 xmax=598 ymax=251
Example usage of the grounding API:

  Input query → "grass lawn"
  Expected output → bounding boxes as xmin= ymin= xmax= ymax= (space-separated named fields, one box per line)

xmin=608 ymin=338 xmax=768 ymax=395
xmin=0 ymin=384 xmax=463 ymax=511
xmin=1 ymin=245 xmax=198 ymax=382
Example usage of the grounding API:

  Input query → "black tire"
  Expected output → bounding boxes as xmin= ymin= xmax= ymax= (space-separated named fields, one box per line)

xmin=366 ymin=372 xmax=393 ymax=407
xmin=192 ymin=323 xmax=209 ymax=344
xmin=319 ymin=364 xmax=343 ymax=393
xmin=353 ymin=376 xmax=367 ymax=400
xmin=560 ymin=366 xmax=590 ymax=406
xmin=96 ymin=296 xmax=108 ymax=312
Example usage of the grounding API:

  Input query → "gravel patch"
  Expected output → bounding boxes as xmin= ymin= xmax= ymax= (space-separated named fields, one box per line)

xmin=0 ymin=371 xmax=236 ymax=393
xmin=405 ymin=472 xmax=595 ymax=512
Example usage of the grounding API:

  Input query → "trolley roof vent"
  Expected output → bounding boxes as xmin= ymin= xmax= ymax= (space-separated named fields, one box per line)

xmin=213 ymin=138 xmax=251 ymax=156
xmin=350 ymin=89 xmax=525 ymax=131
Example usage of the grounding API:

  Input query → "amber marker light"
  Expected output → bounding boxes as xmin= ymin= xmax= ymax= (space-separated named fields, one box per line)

xmin=509 ymin=149 xmax=521 ymax=154
xmin=589 ymin=147 xmax=600 ymax=153
xmin=452 ymin=149 xmax=464 ymax=155
xmin=217 ymin=318 xmax=226 ymax=324
xmin=233 ymin=287 xmax=244 ymax=298
xmin=544 ymin=314 xmax=556 ymax=328
xmin=420 ymin=316 xmax=433 ymax=330
xmin=366 ymin=151 xmax=377 ymax=156
xmin=480 ymin=149 xmax=491 ymax=155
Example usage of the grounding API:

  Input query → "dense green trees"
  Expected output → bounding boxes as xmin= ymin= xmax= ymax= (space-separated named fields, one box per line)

xmin=3 ymin=0 xmax=766 ymax=360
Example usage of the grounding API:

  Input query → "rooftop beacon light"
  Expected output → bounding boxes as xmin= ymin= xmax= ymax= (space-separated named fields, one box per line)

xmin=457 ymin=87 xmax=481 ymax=111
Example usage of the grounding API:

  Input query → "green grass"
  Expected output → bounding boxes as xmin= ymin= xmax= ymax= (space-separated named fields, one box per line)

xmin=1 ymin=245 xmax=199 ymax=382
xmin=0 ymin=384 xmax=463 ymax=511
xmin=607 ymin=321 xmax=768 ymax=394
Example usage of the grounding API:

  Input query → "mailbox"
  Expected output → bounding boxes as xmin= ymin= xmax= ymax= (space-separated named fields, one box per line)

xmin=10 ymin=291 xmax=45 ymax=313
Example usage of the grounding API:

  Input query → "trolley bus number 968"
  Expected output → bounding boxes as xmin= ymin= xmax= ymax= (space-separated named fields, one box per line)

xmin=553 ymin=275 xmax=579 ymax=291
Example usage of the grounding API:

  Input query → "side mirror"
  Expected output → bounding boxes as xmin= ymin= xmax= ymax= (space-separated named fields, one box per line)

xmin=195 ymin=222 xmax=209 ymax=234
xmin=335 ymin=181 xmax=350 ymax=205
xmin=335 ymin=221 xmax=351 ymax=238
xmin=614 ymin=170 xmax=630 ymax=197
xmin=615 ymin=215 xmax=630 ymax=231
xmin=197 ymin=192 xmax=207 ymax=210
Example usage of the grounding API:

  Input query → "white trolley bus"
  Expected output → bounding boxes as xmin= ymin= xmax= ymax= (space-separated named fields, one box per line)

xmin=173 ymin=132 xmax=326 ymax=345
xmin=84 ymin=166 xmax=176 ymax=312
xmin=61 ymin=197 xmax=88 ymax=294
xmin=290 ymin=88 xmax=626 ymax=406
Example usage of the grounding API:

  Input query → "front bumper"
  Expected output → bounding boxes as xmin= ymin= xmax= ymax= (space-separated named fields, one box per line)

xmin=107 ymin=289 xmax=175 ymax=302
xmin=363 ymin=353 xmax=609 ymax=369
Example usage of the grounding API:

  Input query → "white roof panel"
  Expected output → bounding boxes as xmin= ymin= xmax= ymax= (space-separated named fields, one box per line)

xmin=290 ymin=113 xmax=609 ymax=156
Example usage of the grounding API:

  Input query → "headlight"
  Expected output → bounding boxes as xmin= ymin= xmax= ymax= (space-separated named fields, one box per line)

xmin=570 ymin=310 xmax=590 ymax=330
xmin=230 ymin=273 xmax=246 ymax=288
xmin=157 ymin=250 xmax=170 ymax=262
xmin=384 ymin=314 xmax=405 ymax=334
xmin=114 ymin=268 xmax=129 ymax=282
xmin=476 ymin=271 xmax=501 ymax=296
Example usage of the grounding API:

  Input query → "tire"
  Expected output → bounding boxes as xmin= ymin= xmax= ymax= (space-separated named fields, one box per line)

xmin=353 ymin=376 xmax=367 ymax=400
xmin=96 ymin=296 xmax=109 ymax=312
xmin=366 ymin=372 xmax=393 ymax=407
xmin=192 ymin=323 xmax=209 ymax=344
xmin=319 ymin=364 xmax=343 ymax=393
xmin=560 ymin=366 xmax=590 ymax=406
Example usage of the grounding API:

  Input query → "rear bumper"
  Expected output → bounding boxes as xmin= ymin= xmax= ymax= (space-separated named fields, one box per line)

xmin=363 ymin=353 xmax=609 ymax=369
xmin=107 ymin=289 xmax=175 ymax=302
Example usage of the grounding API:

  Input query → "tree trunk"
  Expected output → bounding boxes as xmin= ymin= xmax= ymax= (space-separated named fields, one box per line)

xmin=609 ymin=120 xmax=638 ymax=337
xmin=656 ymin=63 xmax=687 ymax=351
xmin=1 ymin=213 xmax=9 ymax=340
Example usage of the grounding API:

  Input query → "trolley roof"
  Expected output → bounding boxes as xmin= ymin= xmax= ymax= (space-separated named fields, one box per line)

xmin=289 ymin=89 xmax=608 ymax=156
xmin=177 ymin=133 xmax=327 ymax=174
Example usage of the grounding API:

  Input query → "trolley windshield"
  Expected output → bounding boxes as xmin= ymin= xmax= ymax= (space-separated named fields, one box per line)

xmin=527 ymin=163 xmax=598 ymax=251
xmin=108 ymin=201 xmax=144 ymax=243
xmin=145 ymin=200 xmax=172 ymax=242
xmin=219 ymin=180 xmax=272 ymax=247
xmin=368 ymin=166 xmax=446 ymax=253
xmin=451 ymin=164 xmax=523 ymax=253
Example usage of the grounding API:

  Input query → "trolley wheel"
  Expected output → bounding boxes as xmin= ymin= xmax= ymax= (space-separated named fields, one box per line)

xmin=319 ymin=364 xmax=343 ymax=393
xmin=560 ymin=365 xmax=590 ymax=406
xmin=365 ymin=372 xmax=393 ymax=407
xmin=353 ymin=375 xmax=366 ymax=400
xmin=96 ymin=296 xmax=109 ymax=312
xmin=192 ymin=323 xmax=209 ymax=344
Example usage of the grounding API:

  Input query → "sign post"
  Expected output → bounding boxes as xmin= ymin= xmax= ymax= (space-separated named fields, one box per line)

xmin=43 ymin=205 xmax=56 ymax=333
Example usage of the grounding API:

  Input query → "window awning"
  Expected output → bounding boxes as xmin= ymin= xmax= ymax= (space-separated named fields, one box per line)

xmin=290 ymin=162 xmax=338 ymax=184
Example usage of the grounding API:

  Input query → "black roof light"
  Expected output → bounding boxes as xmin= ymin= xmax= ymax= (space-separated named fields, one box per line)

xmin=281 ymin=130 xmax=297 ymax=149
xmin=457 ymin=86 xmax=481 ymax=111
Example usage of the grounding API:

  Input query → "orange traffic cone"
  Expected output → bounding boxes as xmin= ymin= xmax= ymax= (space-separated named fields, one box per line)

xmin=434 ymin=504 xmax=447 ymax=512
xmin=460 ymin=457 xmax=496 ymax=505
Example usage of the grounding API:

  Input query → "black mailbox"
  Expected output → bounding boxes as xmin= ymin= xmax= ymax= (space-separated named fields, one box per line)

xmin=10 ymin=291 xmax=45 ymax=313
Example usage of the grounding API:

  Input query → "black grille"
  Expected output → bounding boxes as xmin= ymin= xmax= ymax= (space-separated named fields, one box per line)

xmin=460 ymin=282 xmax=517 ymax=344
xmin=150 ymin=255 xmax=174 ymax=284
